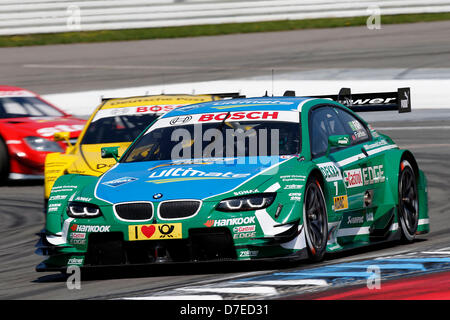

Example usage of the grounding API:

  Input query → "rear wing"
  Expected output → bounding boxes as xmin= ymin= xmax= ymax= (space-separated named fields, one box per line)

xmin=284 ymin=87 xmax=411 ymax=113
xmin=209 ymin=92 xmax=246 ymax=99
xmin=101 ymin=92 xmax=245 ymax=102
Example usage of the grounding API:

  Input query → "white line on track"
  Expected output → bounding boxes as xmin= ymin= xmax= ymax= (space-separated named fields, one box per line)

xmin=231 ymin=279 xmax=329 ymax=286
xmin=190 ymin=271 xmax=277 ymax=286
xmin=121 ymin=295 xmax=223 ymax=300
xmin=177 ymin=286 xmax=278 ymax=295
xmin=422 ymin=251 xmax=450 ymax=255
xmin=376 ymin=126 xmax=450 ymax=130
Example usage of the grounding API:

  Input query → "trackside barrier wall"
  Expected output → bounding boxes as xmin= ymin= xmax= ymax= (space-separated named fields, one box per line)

xmin=1 ymin=0 xmax=450 ymax=35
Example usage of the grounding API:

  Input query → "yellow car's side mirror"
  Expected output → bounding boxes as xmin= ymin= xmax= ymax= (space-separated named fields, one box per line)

xmin=53 ymin=132 xmax=71 ymax=143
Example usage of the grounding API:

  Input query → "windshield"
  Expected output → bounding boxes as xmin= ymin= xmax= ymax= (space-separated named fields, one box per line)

xmin=82 ymin=114 xmax=160 ymax=144
xmin=0 ymin=97 xmax=64 ymax=118
xmin=122 ymin=119 xmax=301 ymax=163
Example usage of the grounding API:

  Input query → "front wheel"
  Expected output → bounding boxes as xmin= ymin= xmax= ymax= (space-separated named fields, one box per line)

xmin=303 ymin=176 xmax=328 ymax=262
xmin=398 ymin=160 xmax=419 ymax=242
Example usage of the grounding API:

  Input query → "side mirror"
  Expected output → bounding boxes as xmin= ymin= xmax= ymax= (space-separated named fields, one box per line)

xmin=53 ymin=132 xmax=71 ymax=144
xmin=101 ymin=146 xmax=119 ymax=162
xmin=326 ymin=135 xmax=351 ymax=156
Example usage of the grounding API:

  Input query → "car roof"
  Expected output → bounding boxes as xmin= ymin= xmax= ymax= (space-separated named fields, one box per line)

xmin=0 ymin=85 xmax=36 ymax=96
xmin=100 ymin=94 xmax=217 ymax=110
xmin=160 ymin=96 xmax=314 ymax=118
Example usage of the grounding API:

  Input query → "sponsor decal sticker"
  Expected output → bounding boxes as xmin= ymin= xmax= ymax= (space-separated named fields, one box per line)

xmin=102 ymin=176 xmax=138 ymax=187
xmin=70 ymin=232 xmax=86 ymax=239
xmin=284 ymin=184 xmax=303 ymax=190
xmin=70 ymin=239 xmax=86 ymax=245
xmin=147 ymin=110 xmax=299 ymax=132
xmin=363 ymin=140 xmax=388 ymax=150
xmin=49 ymin=195 xmax=67 ymax=201
xmin=362 ymin=165 xmax=385 ymax=185
xmin=288 ymin=192 xmax=302 ymax=201
xmin=147 ymin=168 xmax=250 ymax=184
xmin=75 ymin=196 xmax=92 ymax=202
xmin=233 ymin=225 xmax=256 ymax=233
xmin=70 ymin=224 xmax=111 ymax=232
xmin=239 ymin=249 xmax=259 ymax=258
xmin=343 ymin=169 xmax=364 ymax=188
xmin=128 ymin=223 xmax=182 ymax=241
xmin=347 ymin=215 xmax=364 ymax=225
xmin=233 ymin=189 xmax=259 ymax=196
xmin=318 ymin=162 xmax=342 ymax=182
xmin=281 ymin=175 xmax=306 ymax=182
xmin=334 ymin=195 xmax=348 ymax=211
xmin=67 ymin=257 xmax=84 ymax=266
xmin=233 ymin=232 xmax=256 ymax=239
xmin=204 ymin=216 xmax=256 ymax=227
xmin=48 ymin=203 xmax=61 ymax=212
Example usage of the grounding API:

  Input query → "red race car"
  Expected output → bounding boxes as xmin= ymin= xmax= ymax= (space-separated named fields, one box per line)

xmin=0 ymin=85 xmax=85 ymax=183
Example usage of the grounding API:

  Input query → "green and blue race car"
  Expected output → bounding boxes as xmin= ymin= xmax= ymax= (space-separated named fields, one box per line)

xmin=36 ymin=88 xmax=429 ymax=271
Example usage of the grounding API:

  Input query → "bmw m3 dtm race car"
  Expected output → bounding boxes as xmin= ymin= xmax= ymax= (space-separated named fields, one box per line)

xmin=36 ymin=87 xmax=429 ymax=271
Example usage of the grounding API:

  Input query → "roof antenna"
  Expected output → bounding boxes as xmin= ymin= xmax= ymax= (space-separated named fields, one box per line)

xmin=263 ymin=90 xmax=269 ymax=97
xmin=271 ymin=69 xmax=274 ymax=97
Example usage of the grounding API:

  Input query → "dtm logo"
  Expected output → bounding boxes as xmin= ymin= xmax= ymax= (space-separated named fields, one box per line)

xmin=102 ymin=177 xmax=138 ymax=187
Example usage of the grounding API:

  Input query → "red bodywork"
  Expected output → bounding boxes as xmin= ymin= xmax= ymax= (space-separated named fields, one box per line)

xmin=0 ymin=85 xmax=86 ymax=179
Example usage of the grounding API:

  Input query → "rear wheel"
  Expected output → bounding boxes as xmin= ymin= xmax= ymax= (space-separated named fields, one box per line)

xmin=303 ymin=176 xmax=328 ymax=262
xmin=398 ymin=160 xmax=419 ymax=242
xmin=0 ymin=139 xmax=9 ymax=184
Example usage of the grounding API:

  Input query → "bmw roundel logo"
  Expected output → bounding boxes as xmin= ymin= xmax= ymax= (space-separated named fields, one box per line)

xmin=153 ymin=193 xmax=163 ymax=199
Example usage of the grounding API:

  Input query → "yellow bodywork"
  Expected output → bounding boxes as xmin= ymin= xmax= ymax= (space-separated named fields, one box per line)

xmin=44 ymin=94 xmax=218 ymax=199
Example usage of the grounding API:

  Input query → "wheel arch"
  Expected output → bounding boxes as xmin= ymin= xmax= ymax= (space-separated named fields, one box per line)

xmin=0 ymin=134 xmax=10 ymax=181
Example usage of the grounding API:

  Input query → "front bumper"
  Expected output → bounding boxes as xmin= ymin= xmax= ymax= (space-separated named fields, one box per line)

xmin=35 ymin=222 xmax=307 ymax=272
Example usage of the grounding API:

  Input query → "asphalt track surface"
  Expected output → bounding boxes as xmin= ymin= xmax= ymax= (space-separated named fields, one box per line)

xmin=1 ymin=20 xmax=450 ymax=94
xmin=1 ymin=21 xmax=450 ymax=300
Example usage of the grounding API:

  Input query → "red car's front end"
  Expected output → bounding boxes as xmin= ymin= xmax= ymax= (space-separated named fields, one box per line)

xmin=0 ymin=85 xmax=85 ymax=181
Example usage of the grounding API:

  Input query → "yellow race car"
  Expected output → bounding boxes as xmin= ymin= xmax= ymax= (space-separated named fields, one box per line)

xmin=44 ymin=93 xmax=239 ymax=200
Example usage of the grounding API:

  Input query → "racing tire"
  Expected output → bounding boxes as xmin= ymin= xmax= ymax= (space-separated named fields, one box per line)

xmin=398 ymin=160 xmax=419 ymax=243
xmin=0 ymin=139 xmax=9 ymax=185
xmin=303 ymin=176 xmax=328 ymax=262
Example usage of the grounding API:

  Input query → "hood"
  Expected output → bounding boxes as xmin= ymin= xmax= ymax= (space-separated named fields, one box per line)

xmin=95 ymin=156 xmax=292 ymax=203
xmin=0 ymin=116 xmax=85 ymax=139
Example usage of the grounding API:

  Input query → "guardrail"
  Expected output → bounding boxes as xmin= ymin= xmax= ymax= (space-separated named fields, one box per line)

xmin=1 ymin=0 xmax=450 ymax=36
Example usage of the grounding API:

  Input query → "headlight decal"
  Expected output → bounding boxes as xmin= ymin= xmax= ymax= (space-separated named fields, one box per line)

xmin=67 ymin=201 xmax=102 ymax=218
xmin=216 ymin=193 xmax=276 ymax=212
